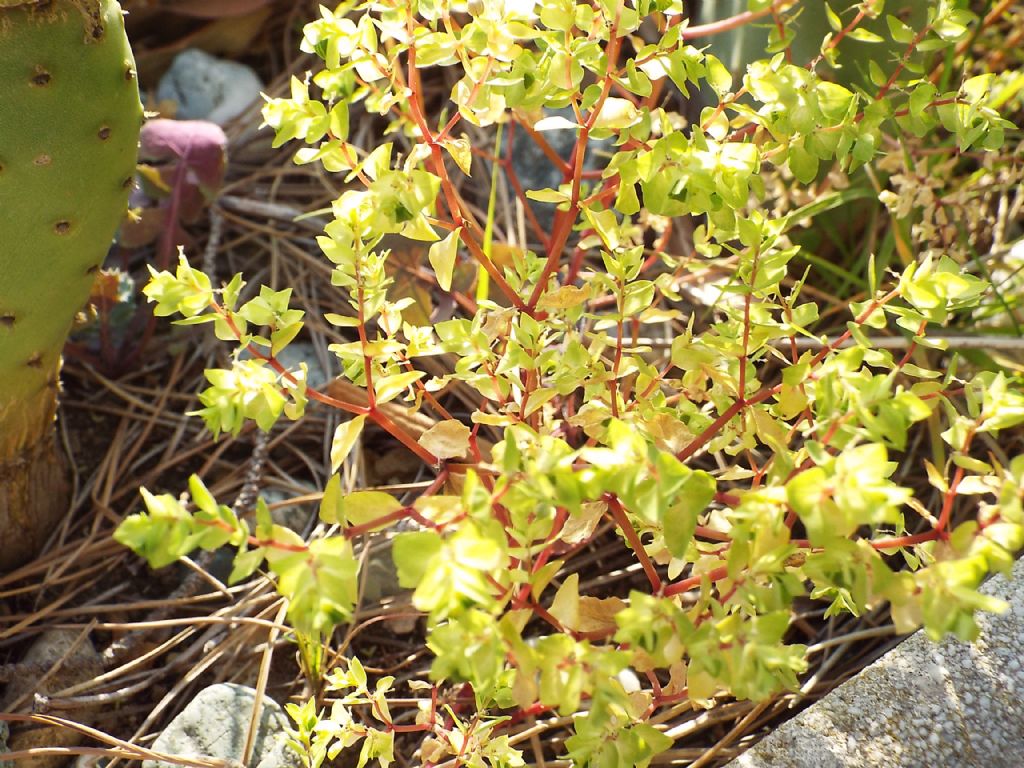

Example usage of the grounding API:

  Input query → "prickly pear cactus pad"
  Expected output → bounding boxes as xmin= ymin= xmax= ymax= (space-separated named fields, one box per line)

xmin=0 ymin=0 xmax=141 ymax=566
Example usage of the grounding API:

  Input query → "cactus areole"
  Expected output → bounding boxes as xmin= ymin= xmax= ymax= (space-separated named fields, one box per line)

xmin=0 ymin=0 xmax=142 ymax=569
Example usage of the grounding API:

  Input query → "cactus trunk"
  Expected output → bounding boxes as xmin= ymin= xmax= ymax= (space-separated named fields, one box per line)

xmin=0 ymin=0 xmax=141 ymax=570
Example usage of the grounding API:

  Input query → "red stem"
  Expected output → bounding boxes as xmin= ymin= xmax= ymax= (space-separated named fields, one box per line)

xmin=664 ymin=565 xmax=728 ymax=597
xmin=208 ymin=299 xmax=439 ymax=465
xmin=527 ymin=6 xmax=625 ymax=311
xmin=604 ymin=493 xmax=663 ymax=593
xmin=679 ymin=0 xmax=793 ymax=40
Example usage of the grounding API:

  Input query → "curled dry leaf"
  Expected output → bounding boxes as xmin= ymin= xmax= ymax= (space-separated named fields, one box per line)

xmin=550 ymin=573 xmax=627 ymax=634
xmin=576 ymin=595 xmax=628 ymax=634
xmin=417 ymin=419 xmax=471 ymax=460
xmin=559 ymin=501 xmax=605 ymax=545
xmin=536 ymin=284 xmax=589 ymax=310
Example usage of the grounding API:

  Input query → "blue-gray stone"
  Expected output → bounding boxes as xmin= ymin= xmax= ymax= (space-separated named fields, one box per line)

xmin=507 ymin=107 xmax=613 ymax=233
xmin=268 ymin=342 xmax=330 ymax=391
xmin=157 ymin=49 xmax=264 ymax=126
xmin=143 ymin=684 xmax=301 ymax=768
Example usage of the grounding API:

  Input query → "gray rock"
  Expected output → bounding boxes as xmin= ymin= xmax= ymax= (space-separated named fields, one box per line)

xmin=508 ymin=107 xmax=613 ymax=233
xmin=727 ymin=556 xmax=1024 ymax=767
xmin=1 ymin=629 xmax=103 ymax=768
xmin=361 ymin=541 xmax=405 ymax=605
xmin=260 ymin=485 xmax=317 ymax=534
xmin=239 ymin=341 xmax=330 ymax=393
xmin=143 ymin=684 xmax=301 ymax=768
xmin=271 ymin=342 xmax=330 ymax=391
xmin=157 ymin=49 xmax=264 ymax=126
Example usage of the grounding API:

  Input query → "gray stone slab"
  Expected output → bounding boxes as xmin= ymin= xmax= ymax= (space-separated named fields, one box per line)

xmin=0 ymin=721 xmax=10 ymax=768
xmin=143 ymin=683 xmax=302 ymax=768
xmin=727 ymin=557 xmax=1024 ymax=768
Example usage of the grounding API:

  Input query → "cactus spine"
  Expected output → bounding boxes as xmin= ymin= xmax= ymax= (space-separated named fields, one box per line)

xmin=0 ymin=0 xmax=142 ymax=569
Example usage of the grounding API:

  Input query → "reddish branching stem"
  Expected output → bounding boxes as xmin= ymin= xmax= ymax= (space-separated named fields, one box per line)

xmin=604 ymin=493 xmax=663 ymax=594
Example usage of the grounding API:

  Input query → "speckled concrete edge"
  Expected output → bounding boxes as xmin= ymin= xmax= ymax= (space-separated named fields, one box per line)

xmin=0 ymin=722 xmax=9 ymax=768
xmin=725 ymin=556 xmax=1024 ymax=768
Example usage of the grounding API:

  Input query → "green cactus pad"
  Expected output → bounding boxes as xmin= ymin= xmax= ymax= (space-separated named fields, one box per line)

xmin=0 ymin=0 xmax=142 ymax=451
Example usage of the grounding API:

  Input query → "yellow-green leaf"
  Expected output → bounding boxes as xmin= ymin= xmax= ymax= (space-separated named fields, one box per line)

xmin=442 ymin=137 xmax=473 ymax=176
xmin=428 ymin=227 xmax=461 ymax=292
xmin=331 ymin=414 xmax=366 ymax=473
xmin=549 ymin=573 xmax=580 ymax=630
xmin=591 ymin=97 xmax=641 ymax=132
xmin=375 ymin=370 xmax=426 ymax=405
xmin=340 ymin=490 xmax=403 ymax=530
xmin=523 ymin=387 xmax=558 ymax=418
xmin=320 ymin=473 xmax=343 ymax=524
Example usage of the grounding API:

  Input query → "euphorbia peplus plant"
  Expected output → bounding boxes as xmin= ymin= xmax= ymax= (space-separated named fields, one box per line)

xmin=117 ymin=0 xmax=1022 ymax=764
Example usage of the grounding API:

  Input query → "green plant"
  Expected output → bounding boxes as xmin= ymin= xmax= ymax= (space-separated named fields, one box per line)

xmin=117 ymin=0 xmax=1021 ymax=764
xmin=0 ymin=0 xmax=142 ymax=569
